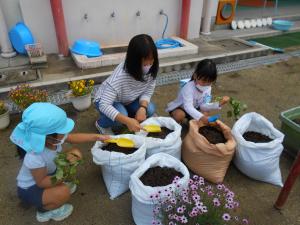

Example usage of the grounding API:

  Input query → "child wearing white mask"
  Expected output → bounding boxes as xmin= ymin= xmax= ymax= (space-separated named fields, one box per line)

xmin=166 ymin=59 xmax=229 ymax=124
xmin=94 ymin=34 xmax=159 ymax=134
xmin=11 ymin=103 xmax=110 ymax=222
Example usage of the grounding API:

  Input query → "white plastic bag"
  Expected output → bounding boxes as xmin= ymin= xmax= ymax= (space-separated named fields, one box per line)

xmin=129 ymin=153 xmax=190 ymax=225
xmin=232 ymin=112 xmax=284 ymax=186
xmin=91 ymin=134 xmax=146 ymax=199
xmin=137 ymin=117 xmax=182 ymax=159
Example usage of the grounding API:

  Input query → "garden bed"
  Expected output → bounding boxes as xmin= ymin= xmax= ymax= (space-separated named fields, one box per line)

xmin=199 ymin=126 xmax=226 ymax=144
xmin=103 ymin=143 xmax=138 ymax=155
xmin=146 ymin=127 xmax=173 ymax=139
xmin=140 ymin=166 xmax=183 ymax=187
xmin=243 ymin=131 xmax=273 ymax=143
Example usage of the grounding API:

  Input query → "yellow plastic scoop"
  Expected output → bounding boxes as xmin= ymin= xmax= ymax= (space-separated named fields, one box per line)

xmin=143 ymin=124 xmax=161 ymax=133
xmin=105 ymin=138 xmax=135 ymax=148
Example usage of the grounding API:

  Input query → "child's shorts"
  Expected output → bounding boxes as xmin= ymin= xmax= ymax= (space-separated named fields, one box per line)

xmin=17 ymin=184 xmax=44 ymax=210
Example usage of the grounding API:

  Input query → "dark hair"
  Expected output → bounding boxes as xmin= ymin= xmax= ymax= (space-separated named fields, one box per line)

xmin=15 ymin=133 xmax=58 ymax=160
xmin=124 ymin=34 xmax=159 ymax=81
xmin=191 ymin=59 xmax=217 ymax=82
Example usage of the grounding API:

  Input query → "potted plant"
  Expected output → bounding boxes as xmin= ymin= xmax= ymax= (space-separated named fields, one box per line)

xmin=0 ymin=100 xmax=10 ymax=130
xmin=152 ymin=175 xmax=249 ymax=225
xmin=68 ymin=79 xmax=94 ymax=111
xmin=9 ymin=84 xmax=48 ymax=110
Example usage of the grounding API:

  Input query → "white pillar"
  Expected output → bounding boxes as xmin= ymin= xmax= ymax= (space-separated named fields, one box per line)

xmin=0 ymin=4 xmax=16 ymax=58
xmin=187 ymin=0 xmax=204 ymax=39
xmin=201 ymin=0 xmax=216 ymax=35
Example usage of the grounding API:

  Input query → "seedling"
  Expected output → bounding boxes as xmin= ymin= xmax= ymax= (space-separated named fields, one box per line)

xmin=214 ymin=96 xmax=247 ymax=121
xmin=51 ymin=152 xmax=83 ymax=185
xmin=227 ymin=97 xmax=247 ymax=121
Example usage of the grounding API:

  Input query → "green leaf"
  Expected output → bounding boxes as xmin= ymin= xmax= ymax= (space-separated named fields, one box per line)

xmin=56 ymin=168 xmax=64 ymax=180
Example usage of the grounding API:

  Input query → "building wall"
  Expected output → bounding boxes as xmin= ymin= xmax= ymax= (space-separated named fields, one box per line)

xmin=1 ymin=0 xmax=206 ymax=54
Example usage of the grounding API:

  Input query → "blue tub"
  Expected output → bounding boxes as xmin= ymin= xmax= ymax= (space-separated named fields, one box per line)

xmin=272 ymin=20 xmax=294 ymax=31
xmin=70 ymin=39 xmax=103 ymax=57
xmin=9 ymin=22 xmax=35 ymax=54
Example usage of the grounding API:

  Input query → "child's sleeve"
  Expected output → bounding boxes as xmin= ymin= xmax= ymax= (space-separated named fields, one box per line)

xmin=200 ymin=102 xmax=221 ymax=111
xmin=24 ymin=153 xmax=46 ymax=169
xmin=199 ymin=89 xmax=221 ymax=112
xmin=182 ymin=84 xmax=203 ymax=120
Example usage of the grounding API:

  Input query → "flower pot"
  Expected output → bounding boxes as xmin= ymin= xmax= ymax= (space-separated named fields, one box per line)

xmin=280 ymin=106 xmax=300 ymax=157
xmin=0 ymin=110 xmax=10 ymax=129
xmin=70 ymin=93 xmax=91 ymax=111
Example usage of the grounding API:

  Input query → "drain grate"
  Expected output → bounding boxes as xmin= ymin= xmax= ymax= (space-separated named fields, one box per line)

xmin=7 ymin=50 xmax=300 ymax=112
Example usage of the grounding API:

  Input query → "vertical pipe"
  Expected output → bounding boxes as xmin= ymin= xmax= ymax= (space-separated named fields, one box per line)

xmin=274 ymin=152 xmax=300 ymax=209
xmin=0 ymin=5 xmax=16 ymax=58
xmin=201 ymin=0 xmax=215 ymax=35
xmin=180 ymin=0 xmax=191 ymax=39
xmin=50 ymin=0 xmax=69 ymax=56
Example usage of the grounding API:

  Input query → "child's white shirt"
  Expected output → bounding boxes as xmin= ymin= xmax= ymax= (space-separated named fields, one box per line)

xmin=17 ymin=145 xmax=62 ymax=189
xmin=166 ymin=81 xmax=220 ymax=120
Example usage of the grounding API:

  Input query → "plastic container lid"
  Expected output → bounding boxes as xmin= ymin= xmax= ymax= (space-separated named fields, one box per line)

xmin=70 ymin=39 xmax=103 ymax=57
xmin=9 ymin=22 xmax=35 ymax=54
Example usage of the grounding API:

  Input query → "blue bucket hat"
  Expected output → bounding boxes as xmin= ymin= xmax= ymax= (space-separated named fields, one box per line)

xmin=10 ymin=103 xmax=74 ymax=153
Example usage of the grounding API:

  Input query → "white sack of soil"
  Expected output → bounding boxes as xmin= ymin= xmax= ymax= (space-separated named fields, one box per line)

xmin=232 ymin=112 xmax=284 ymax=186
xmin=129 ymin=153 xmax=189 ymax=225
xmin=136 ymin=117 xmax=182 ymax=159
xmin=91 ymin=134 xmax=146 ymax=199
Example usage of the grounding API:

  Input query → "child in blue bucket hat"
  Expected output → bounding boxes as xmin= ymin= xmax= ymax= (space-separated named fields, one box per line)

xmin=10 ymin=103 xmax=110 ymax=222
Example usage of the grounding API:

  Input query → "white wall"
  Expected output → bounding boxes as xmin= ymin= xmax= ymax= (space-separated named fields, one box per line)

xmin=20 ymin=0 xmax=183 ymax=53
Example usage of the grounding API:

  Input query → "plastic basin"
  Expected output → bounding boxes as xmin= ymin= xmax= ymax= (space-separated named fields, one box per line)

xmin=155 ymin=38 xmax=182 ymax=49
xmin=279 ymin=106 xmax=300 ymax=156
xmin=9 ymin=22 xmax=35 ymax=54
xmin=70 ymin=39 xmax=103 ymax=57
xmin=272 ymin=20 xmax=294 ymax=31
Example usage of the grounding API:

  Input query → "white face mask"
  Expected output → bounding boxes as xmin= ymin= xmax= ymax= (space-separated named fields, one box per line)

xmin=142 ymin=65 xmax=152 ymax=75
xmin=196 ymin=84 xmax=211 ymax=93
xmin=51 ymin=134 xmax=68 ymax=146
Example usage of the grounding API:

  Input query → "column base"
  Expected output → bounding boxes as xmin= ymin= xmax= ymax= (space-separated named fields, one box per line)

xmin=1 ymin=51 xmax=17 ymax=58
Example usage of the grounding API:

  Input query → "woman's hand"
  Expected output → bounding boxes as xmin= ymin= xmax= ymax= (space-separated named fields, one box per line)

xmin=135 ymin=107 xmax=147 ymax=122
xmin=126 ymin=118 xmax=142 ymax=132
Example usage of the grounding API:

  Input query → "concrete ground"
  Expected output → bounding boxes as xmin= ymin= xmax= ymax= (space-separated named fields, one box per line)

xmin=0 ymin=57 xmax=300 ymax=225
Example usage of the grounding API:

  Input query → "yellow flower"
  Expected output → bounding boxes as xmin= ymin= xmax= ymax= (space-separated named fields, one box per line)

xmin=79 ymin=88 xmax=83 ymax=93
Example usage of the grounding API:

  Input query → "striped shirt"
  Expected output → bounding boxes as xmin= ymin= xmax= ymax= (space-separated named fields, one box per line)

xmin=94 ymin=62 xmax=156 ymax=121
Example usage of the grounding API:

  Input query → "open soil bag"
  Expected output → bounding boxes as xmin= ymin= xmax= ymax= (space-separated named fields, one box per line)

xmin=129 ymin=153 xmax=189 ymax=225
xmin=91 ymin=134 xmax=146 ymax=199
xmin=182 ymin=120 xmax=236 ymax=183
xmin=232 ymin=112 xmax=284 ymax=186
xmin=136 ymin=117 xmax=182 ymax=159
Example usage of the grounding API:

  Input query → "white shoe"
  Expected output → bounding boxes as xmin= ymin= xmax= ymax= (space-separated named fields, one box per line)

xmin=36 ymin=204 xmax=73 ymax=222
xmin=95 ymin=121 xmax=114 ymax=135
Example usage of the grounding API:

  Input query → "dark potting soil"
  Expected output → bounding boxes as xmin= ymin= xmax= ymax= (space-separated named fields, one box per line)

xmin=103 ymin=143 xmax=138 ymax=155
xmin=243 ymin=131 xmax=273 ymax=143
xmin=198 ymin=126 xmax=226 ymax=144
xmin=292 ymin=118 xmax=300 ymax=126
xmin=140 ymin=166 xmax=183 ymax=187
xmin=146 ymin=127 xmax=173 ymax=139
